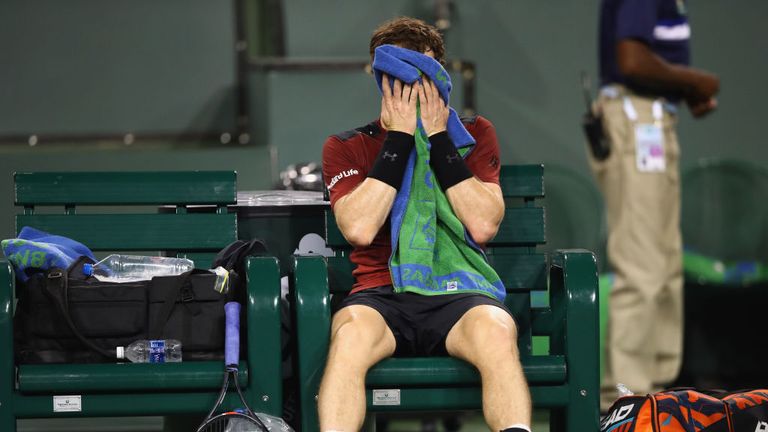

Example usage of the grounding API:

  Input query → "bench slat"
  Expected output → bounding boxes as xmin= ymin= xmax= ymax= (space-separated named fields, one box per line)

xmin=488 ymin=252 xmax=547 ymax=291
xmin=14 ymin=391 xmax=259 ymax=417
xmin=499 ymin=164 xmax=545 ymax=198
xmin=366 ymin=355 xmax=565 ymax=387
xmin=491 ymin=207 xmax=545 ymax=246
xmin=17 ymin=362 xmax=247 ymax=393
xmin=364 ymin=385 xmax=569 ymax=412
xmin=14 ymin=171 xmax=237 ymax=205
xmin=17 ymin=214 xmax=237 ymax=250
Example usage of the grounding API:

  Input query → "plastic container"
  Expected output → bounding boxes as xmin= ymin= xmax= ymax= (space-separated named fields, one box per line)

xmin=616 ymin=383 xmax=634 ymax=397
xmin=211 ymin=266 xmax=230 ymax=293
xmin=83 ymin=254 xmax=194 ymax=282
xmin=116 ymin=339 xmax=182 ymax=363
xmin=228 ymin=412 xmax=294 ymax=432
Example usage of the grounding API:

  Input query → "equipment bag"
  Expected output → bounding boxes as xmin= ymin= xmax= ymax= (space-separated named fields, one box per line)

xmin=601 ymin=388 xmax=768 ymax=432
xmin=14 ymin=257 xmax=227 ymax=364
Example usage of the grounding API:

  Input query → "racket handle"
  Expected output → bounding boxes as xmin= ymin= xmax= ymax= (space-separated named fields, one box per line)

xmin=225 ymin=302 xmax=241 ymax=367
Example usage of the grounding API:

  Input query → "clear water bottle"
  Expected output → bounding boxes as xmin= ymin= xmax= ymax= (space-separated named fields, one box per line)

xmin=116 ymin=339 xmax=182 ymax=363
xmin=83 ymin=254 xmax=194 ymax=282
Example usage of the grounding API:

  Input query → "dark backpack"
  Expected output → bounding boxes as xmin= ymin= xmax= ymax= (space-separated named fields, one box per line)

xmin=211 ymin=238 xmax=269 ymax=300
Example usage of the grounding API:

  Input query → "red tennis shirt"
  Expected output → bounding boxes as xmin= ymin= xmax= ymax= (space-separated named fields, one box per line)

xmin=321 ymin=115 xmax=501 ymax=292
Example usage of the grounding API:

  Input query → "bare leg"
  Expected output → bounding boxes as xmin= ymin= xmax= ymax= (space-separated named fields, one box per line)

xmin=318 ymin=305 xmax=396 ymax=431
xmin=445 ymin=305 xmax=531 ymax=430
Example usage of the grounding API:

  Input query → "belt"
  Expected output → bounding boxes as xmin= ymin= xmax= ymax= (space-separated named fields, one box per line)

xmin=600 ymin=85 xmax=678 ymax=116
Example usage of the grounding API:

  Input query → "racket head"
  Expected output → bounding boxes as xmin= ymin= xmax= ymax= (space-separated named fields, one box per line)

xmin=196 ymin=411 xmax=264 ymax=432
xmin=225 ymin=301 xmax=241 ymax=367
xmin=198 ymin=302 xmax=270 ymax=432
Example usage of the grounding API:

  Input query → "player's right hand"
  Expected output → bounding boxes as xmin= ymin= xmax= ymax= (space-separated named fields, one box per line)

xmin=380 ymin=73 xmax=418 ymax=135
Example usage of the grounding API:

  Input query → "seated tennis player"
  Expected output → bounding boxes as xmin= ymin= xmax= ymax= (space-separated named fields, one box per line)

xmin=319 ymin=17 xmax=531 ymax=432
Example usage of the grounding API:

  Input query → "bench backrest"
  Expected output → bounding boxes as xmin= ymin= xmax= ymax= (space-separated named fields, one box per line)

xmin=324 ymin=164 xmax=548 ymax=355
xmin=14 ymin=171 xmax=238 ymax=268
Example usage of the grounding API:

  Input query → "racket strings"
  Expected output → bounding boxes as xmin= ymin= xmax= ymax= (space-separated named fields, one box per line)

xmin=198 ymin=412 xmax=266 ymax=432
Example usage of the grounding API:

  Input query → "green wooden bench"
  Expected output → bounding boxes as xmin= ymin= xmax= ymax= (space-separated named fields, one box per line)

xmin=0 ymin=171 xmax=283 ymax=431
xmin=291 ymin=164 xmax=600 ymax=431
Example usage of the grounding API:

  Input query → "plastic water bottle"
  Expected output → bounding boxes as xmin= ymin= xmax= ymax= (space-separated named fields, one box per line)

xmin=116 ymin=339 xmax=182 ymax=363
xmin=83 ymin=254 xmax=194 ymax=282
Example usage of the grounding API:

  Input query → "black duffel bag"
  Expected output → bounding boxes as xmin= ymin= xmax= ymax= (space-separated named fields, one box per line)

xmin=14 ymin=258 xmax=227 ymax=364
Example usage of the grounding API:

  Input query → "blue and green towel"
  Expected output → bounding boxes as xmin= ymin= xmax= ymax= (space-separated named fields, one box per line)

xmin=372 ymin=45 xmax=505 ymax=301
xmin=1 ymin=226 xmax=96 ymax=282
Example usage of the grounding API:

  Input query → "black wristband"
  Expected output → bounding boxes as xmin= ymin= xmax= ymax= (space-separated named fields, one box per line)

xmin=429 ymin=131 xmax=473 ymax=190
xmin=368 ymin=131 xmax=413 ymax=190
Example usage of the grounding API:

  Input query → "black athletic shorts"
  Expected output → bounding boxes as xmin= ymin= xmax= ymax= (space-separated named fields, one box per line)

xmin=336 ymin=285 xmax=512 ymax=357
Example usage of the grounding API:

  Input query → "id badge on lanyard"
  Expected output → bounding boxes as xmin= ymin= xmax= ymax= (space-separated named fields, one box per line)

xmin=624 ymin=97 xmax=665 ymax=172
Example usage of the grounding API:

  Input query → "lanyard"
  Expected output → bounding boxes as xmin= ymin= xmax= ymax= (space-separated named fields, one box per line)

xmin=623 ymin=97 xmax=663 ymax=124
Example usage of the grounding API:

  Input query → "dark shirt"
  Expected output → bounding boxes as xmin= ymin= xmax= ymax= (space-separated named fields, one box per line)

xmin=599 ymin=0 xmax=691 ymax=100
xmin=321 ymin=116 xmax=501 ymax=292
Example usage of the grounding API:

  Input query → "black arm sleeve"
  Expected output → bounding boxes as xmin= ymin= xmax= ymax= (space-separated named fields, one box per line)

xmin=367 ymin=131 xmax=413 ymax=190
xmin=429 ymin=131 xmax=473 ymax=190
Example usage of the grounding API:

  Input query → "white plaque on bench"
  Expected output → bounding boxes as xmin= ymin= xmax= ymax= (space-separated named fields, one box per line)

xmin=372 ymin=389 xmax=401 ymax=406
xmin=53 ymin=395 xmax=82 ymax=412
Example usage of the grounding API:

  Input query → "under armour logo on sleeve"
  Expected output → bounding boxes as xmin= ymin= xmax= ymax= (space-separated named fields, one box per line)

xmin=445 ymin=153 xmax=461 ymax=163
xmin=382 ymin=151 xmax=398 ymax=162
xmin=489 ymin=155 xmax=500 ymax=168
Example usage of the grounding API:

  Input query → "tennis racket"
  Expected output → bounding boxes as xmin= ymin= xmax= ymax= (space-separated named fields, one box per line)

xmin=196 ymin=302 xmax=269 ymax=432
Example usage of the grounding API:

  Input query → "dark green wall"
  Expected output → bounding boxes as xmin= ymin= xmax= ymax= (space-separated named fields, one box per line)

xmin=2 ymin=0 xmax=766 ymax=261
xmin=0 ymin=0 xmax=238 ymax=135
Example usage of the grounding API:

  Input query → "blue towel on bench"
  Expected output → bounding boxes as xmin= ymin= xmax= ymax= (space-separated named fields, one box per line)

xmin=1 ymin=226 xmax=96 ymax=282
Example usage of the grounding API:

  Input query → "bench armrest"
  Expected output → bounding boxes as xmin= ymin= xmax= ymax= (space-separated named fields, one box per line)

xmin=292 ymin=255 xmax=332 ymax=386
xmin=1 ymin=260 xmax=13 ymax=407
xmin=549 ymin=249 xmax=600 ymax=425
xmin=292 ymin=255 xmax=333 ymax=429
xmin=244 ymin=255 xmax=283 ymax=414
xmin=549 ymin=249 xmax=599 ymax=346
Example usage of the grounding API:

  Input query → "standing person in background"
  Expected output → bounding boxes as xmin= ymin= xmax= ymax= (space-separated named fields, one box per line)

xmin=590 ymin=0 xmax=720 ymax=409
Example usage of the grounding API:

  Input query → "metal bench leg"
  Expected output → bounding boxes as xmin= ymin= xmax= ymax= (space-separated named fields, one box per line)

xmin=1 ymin=262 xmax=16 ymax=432
xmin=0 ymin=406 xmax=14 ymax=432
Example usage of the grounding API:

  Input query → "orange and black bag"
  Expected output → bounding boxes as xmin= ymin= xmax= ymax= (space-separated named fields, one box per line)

xmin=600 ymin=389 xmax=768 ymax=432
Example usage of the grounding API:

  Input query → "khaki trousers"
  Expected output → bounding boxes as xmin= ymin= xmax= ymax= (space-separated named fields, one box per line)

xmin=588 ymin=86 xmax=684 ymax=408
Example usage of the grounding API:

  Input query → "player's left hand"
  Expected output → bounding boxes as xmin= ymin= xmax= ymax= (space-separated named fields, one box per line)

xmin=417 ymin=78 xmax=450 ymax=137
